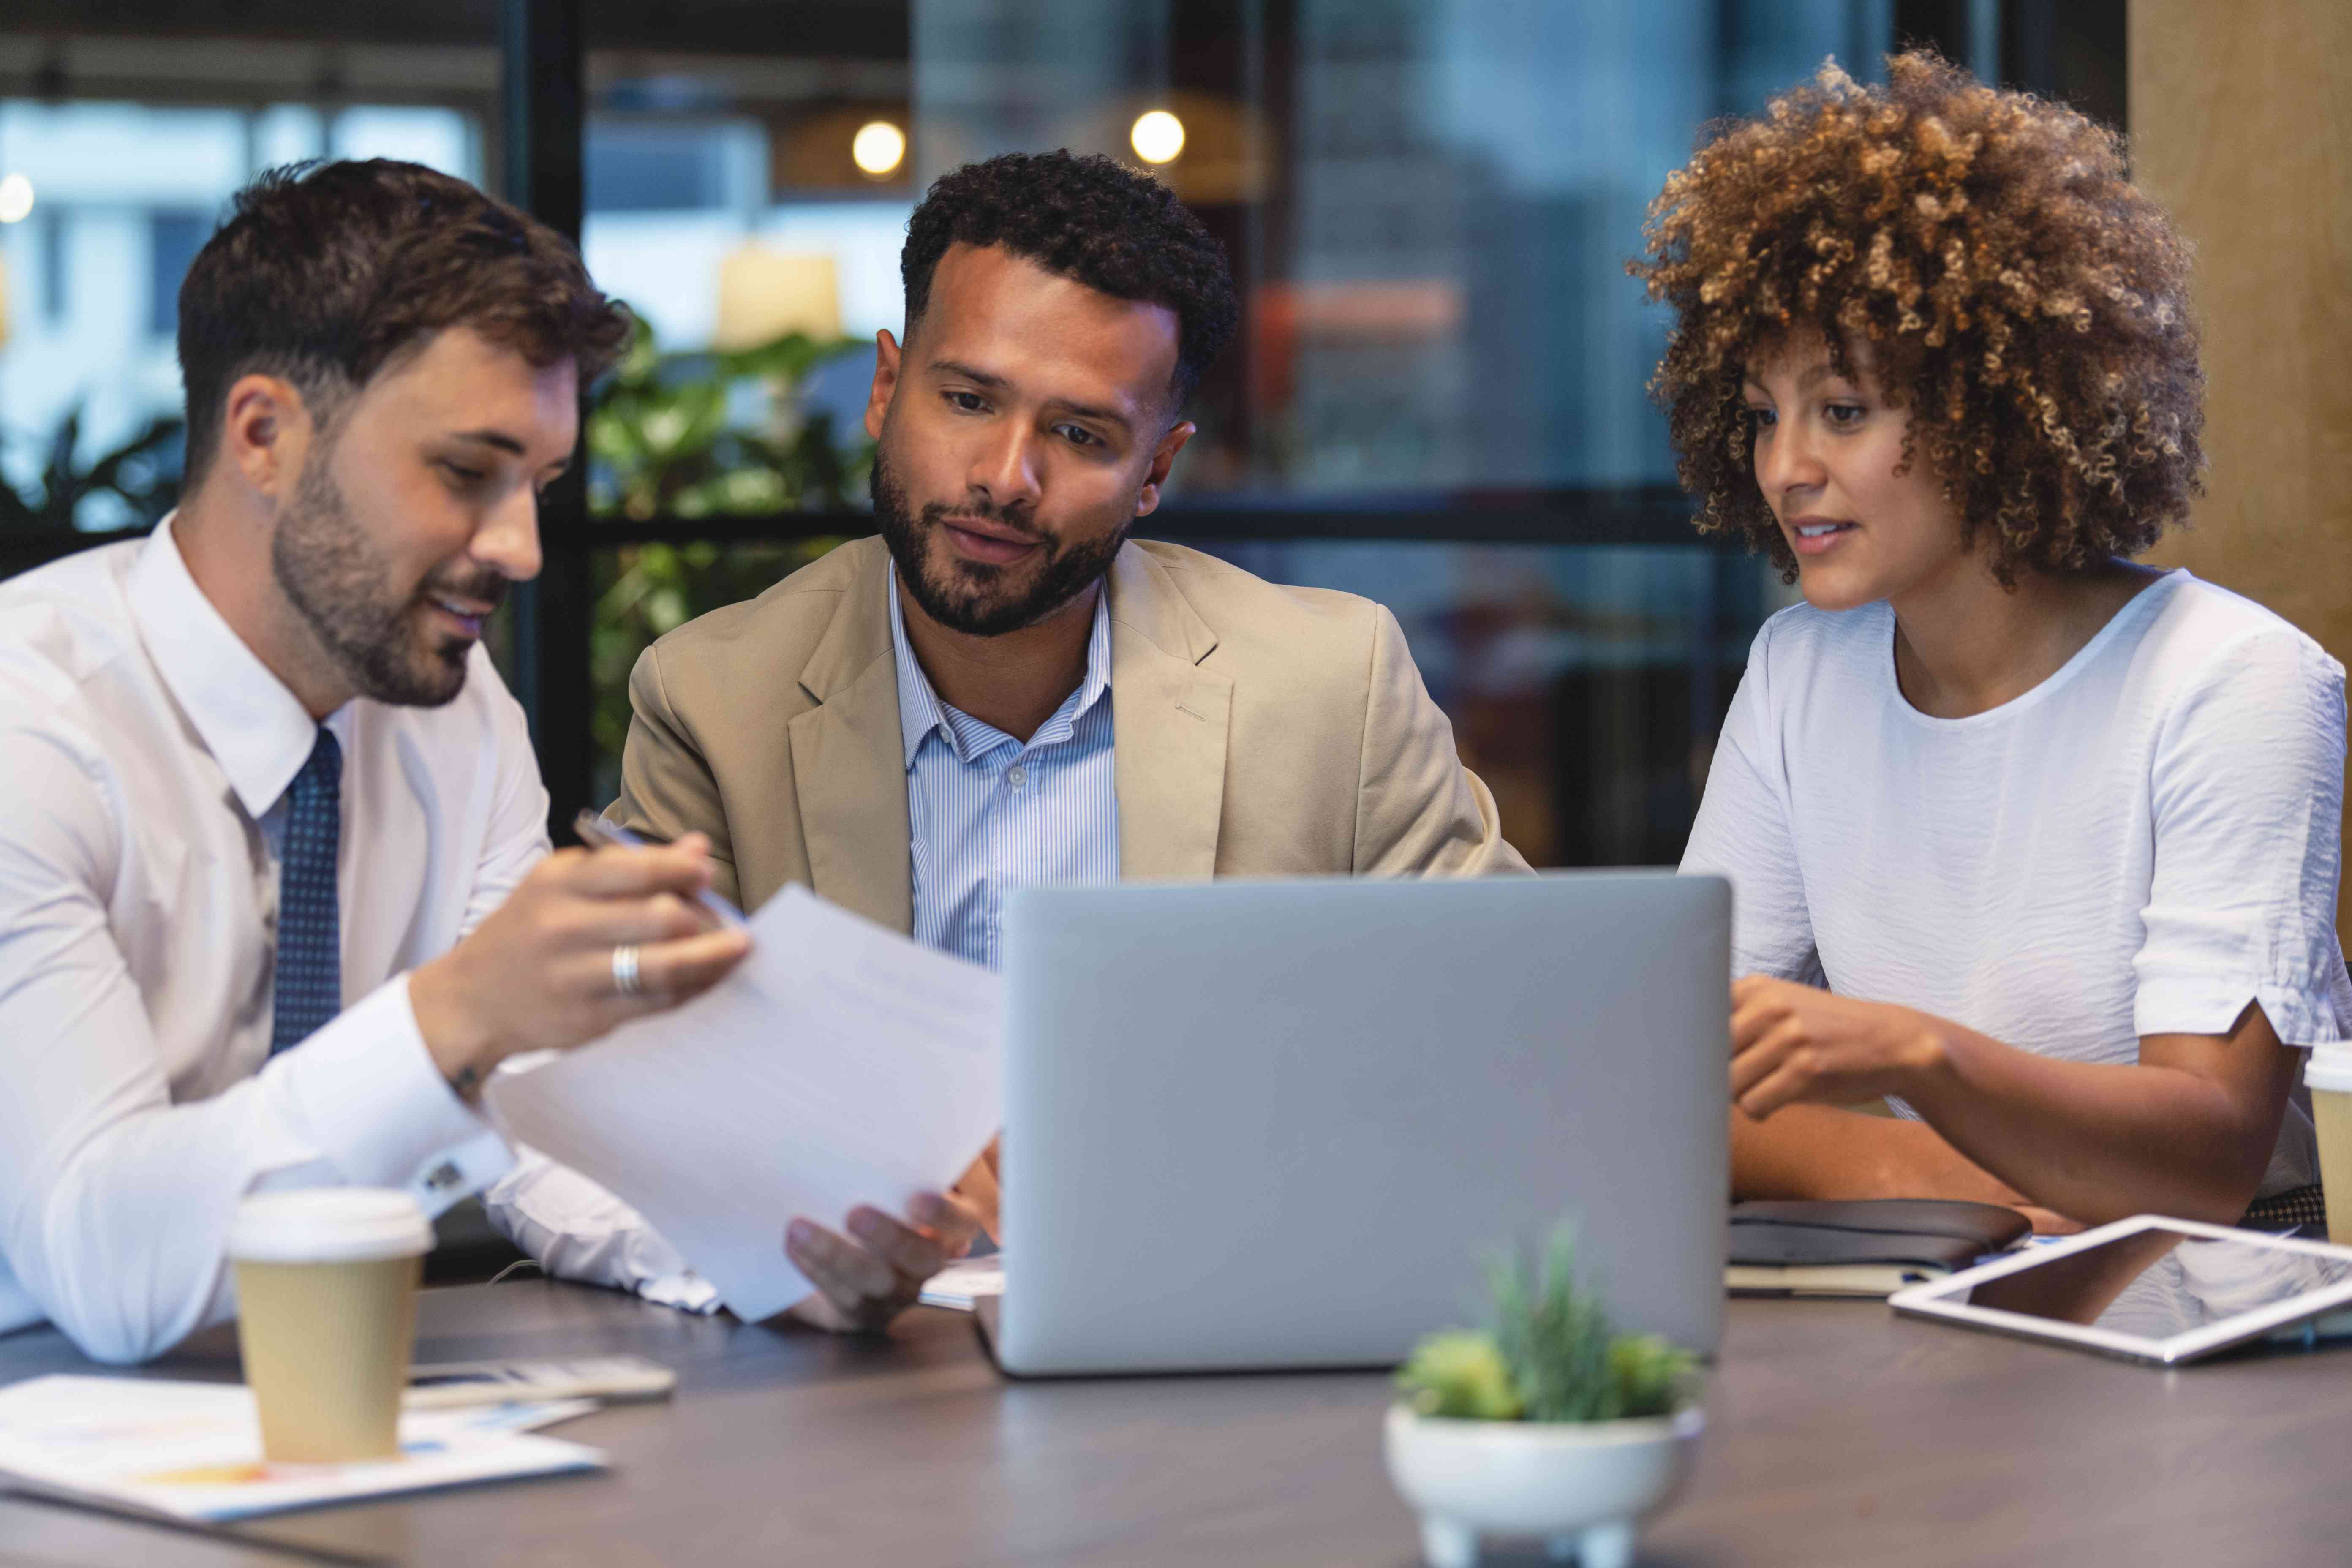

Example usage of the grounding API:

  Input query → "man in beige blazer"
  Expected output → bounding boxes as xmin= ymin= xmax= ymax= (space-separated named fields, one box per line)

xmin=615 ymin=531 xmax=1522 ymax=923
xmin=489 ymin=150 xmax=1524 ymax=1332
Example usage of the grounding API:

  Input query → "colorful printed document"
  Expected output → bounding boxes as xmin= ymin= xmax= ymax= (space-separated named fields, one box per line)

xmin=0 ymin=1375 xmax=604 ymax=1522
xmin=488 ymin=885 xmax=1004 ymax=1323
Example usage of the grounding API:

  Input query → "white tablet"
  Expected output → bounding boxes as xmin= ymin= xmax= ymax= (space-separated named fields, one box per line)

xmin=1890 ymin=1215 xmax=2352 ymax=1366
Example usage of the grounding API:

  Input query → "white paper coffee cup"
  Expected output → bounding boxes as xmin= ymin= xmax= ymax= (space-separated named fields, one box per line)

xmin=2304 ymin=1046 xmax=2352 ymax=1248
xmin=229 ymin=1189 xmax=433 ymax=1463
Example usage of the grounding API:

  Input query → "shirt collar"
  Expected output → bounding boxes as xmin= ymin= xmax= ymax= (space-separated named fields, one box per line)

xmin=127 ymin=512 xmax=341 ymax=819
xmin=886 ymin=561 xmax=1113 ymax=770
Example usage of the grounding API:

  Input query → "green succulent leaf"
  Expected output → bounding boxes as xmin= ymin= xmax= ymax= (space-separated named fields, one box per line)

xmin=1608 ymin=1334 xmax=1698 ymax=1420
xmin=1405 ymin=1222 xmax=1700 ymax=1425
xmin=1396 ymin=1331 xmax=1523 ymax=1421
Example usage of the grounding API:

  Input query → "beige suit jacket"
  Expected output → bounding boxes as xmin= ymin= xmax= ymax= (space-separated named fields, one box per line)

xmin=611 ymin=535 xmax=1528 ymax=928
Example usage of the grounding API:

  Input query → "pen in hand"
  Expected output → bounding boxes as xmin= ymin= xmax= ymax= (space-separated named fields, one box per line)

xmin=571 ymin=809 xmax=749 ymax=931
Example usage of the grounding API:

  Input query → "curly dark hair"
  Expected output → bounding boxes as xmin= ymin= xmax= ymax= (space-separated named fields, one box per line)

xmin=1629 ymin=51 xmax=2204 ymax=584
xmin=901 ymin=150 xmax=1239 ymax=408
xmin=180 ymin=159 xmax=632 ymax=488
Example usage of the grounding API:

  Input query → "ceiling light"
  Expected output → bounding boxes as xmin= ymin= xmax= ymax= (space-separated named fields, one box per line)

xmin=1130 ymin=110 xmax=1185 ymax=165
xmin=0 ymin=174 xmax=33 ymax=225
xmin=852 ymin=120 xmax=906 ymax=179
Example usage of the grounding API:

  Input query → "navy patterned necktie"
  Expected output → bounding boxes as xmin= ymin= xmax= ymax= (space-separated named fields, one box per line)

xmin=270 ymin=727 xmax=343 ymax=1056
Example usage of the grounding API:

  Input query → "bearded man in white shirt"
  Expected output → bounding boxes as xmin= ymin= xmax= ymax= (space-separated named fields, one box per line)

xmin=0 ymin=159 xmax=749 ymax=1364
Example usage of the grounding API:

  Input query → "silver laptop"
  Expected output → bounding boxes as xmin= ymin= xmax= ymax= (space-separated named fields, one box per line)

xmin=984 ymin=872 xmax=1729 ymax=1376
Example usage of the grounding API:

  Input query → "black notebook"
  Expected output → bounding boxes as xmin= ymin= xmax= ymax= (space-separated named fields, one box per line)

xmin=1727 ymin=1199 xmax=2034 ymax=1298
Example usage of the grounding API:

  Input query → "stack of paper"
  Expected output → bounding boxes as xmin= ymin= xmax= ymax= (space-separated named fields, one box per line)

xmin=489 ymin=886 xmax=1004 ymax=1323
xmin=918 ymin=1256 xmax=1006 ymax=1311
xmin=0 ymin=1375 xmax=603 ymax=1522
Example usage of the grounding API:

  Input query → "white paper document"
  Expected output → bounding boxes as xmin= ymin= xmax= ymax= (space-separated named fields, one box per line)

xmin=488 ymin=885 xmax=1004 ymax=1323
xmin=918 ymin=1255 xmax=1006 ymax=1311
xmin=0 ymin=1375 xmax=602 ymax=1522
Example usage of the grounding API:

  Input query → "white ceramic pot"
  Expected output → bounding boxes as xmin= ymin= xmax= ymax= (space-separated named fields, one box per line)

xmin=1381 ymin=1402 xmax=1704 ymax=1568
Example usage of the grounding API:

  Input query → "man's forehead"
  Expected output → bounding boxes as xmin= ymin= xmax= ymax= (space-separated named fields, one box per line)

xmin=376 ymin=324 xmax=574 ymax=389
xmin=363 ymin=326 xmax=577 ymax=437
xmin=920 ymin=242 xmax=1181 ymax=414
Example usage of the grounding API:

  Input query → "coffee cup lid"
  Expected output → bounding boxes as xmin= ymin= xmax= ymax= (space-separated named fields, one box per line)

xmin=2305 ymin=1044 xmax=2352 ymax=1094
xmin=228 ymin=1189 xmax=434 ymax=1264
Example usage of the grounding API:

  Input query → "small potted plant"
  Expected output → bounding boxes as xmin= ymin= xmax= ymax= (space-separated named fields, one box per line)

xmin=1383 ymin=1227 xmax=1704 ymax=1568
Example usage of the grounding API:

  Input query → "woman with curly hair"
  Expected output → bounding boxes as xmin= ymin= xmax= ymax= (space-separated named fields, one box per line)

xmin=1636 ymin=52 xmax=2350 ymax=1231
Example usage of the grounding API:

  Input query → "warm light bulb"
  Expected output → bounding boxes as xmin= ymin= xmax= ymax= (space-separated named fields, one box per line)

xmin=0 ymin=174 xmax=33 ymax=225
xmin=852 ymin=120 xmax=906 ymax=178
xmin=1130 ymin=110 xmax=1185 ymax=165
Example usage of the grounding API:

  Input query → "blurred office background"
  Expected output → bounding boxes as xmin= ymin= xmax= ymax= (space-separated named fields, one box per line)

xmin=0 ymin=2 xmax=2159 ymax=868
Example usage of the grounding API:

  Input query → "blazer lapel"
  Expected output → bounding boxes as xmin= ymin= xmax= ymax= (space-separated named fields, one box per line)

xmin=1109 ymin=544 xmax=1230 ymax=881
xmin=787 ymin=542 xmax=914 ymax=933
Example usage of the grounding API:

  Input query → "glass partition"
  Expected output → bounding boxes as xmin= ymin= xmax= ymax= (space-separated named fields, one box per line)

xmin=579 ymin=9 xmax=910 ymax=523
xmin=912 ymin=0 xmax=1895 ymax=501
xmin=0 ymin=24 xmax=494 ymax=530
xmin=0 ymin=0 xmax=2123 ymax=868
xmin=566 ymin=0 xmax=1874 ymax=861
xmin=1184 ymin=539 xmax=1794 ymax=864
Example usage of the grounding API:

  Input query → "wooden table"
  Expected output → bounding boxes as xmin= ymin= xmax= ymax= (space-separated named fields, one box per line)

xmin=4 ymin=1279 xmax=2351 ymax=1567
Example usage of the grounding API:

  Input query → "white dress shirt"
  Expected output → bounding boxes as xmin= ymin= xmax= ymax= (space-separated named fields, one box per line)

xmin=0 ymin=518 xmax=539 ymax=1362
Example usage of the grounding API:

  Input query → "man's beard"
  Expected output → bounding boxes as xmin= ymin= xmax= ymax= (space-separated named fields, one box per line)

xmin=271 ymin=448 xmax=502 ymax=708
xmin=871 ymin=443 xmax=1126 ymax=637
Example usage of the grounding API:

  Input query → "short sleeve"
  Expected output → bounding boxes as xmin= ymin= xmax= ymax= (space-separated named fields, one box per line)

xmin=1680 ymin=617 xmax=1823 ymax=985
xmin=2133 ymin=628 xmax=2352 ymax=1045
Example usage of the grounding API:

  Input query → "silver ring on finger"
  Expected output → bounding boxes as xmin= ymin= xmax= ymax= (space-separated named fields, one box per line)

xmin=611 ymin=943 xmax=644 ymax=998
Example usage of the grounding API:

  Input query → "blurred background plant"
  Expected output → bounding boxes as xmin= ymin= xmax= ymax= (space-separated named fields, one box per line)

xmin=0 ymin=405 xmax=185 ymax=531
xmin=587 ymin=313 xmax=870 ymax=522
xmin=584 ymin=310 xmax=876 ymax=804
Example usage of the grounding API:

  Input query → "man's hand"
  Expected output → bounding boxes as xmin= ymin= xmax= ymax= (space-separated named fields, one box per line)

xmin=410 ymin=834 xmax=750 ymax=1085
xmin=782 ymin=1190 xmax=989 ymax=1334
xmin=1730 ymin=975 xmax=1943 ymax=1119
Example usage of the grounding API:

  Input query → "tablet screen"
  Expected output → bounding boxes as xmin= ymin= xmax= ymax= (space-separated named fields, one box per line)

xmin=1959 ymin=1228 xmax=2352 ymax=1341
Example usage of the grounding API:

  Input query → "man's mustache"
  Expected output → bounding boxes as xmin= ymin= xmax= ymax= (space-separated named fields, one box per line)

xmin=921 ymin=498 xmax=1047 ymax=546
xmin=418 ymin=569 xmax=511 ymax=612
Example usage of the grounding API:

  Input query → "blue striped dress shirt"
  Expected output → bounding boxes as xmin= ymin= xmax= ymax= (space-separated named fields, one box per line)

xmin=890 ymin=569 xmax=1121 ymax=971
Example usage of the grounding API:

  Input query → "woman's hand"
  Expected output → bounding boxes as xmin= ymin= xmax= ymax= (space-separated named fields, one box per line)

xmin=1730 ymin=979 xmax=2293 ymax=1230
xmin=1729 ymin=975 xmax=1944 ymax=1119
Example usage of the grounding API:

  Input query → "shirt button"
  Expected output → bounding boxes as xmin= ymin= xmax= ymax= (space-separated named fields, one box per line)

xmin=1007 ymin=764 xmax=1028 ymax=789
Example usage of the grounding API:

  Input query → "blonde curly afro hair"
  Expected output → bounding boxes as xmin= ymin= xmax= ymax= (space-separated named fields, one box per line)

xmin=1630 ymin=51 xmax=2203 ymax=584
